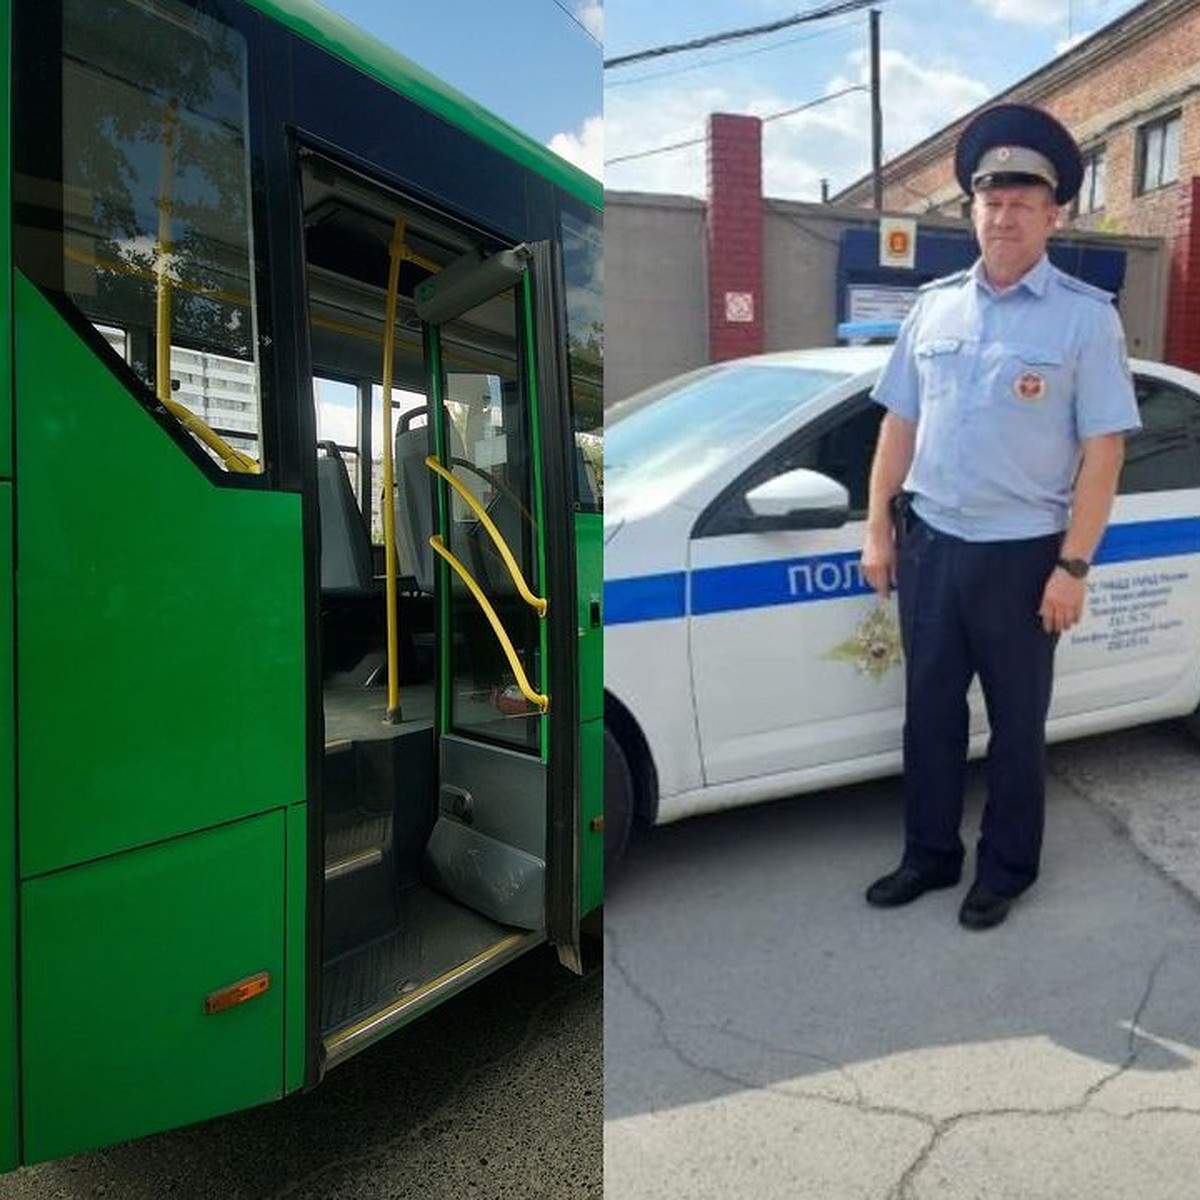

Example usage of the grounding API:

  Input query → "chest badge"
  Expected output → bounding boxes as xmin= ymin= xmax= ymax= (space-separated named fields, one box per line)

xmin=1014 ymin=371 xmax=1047 ymax=402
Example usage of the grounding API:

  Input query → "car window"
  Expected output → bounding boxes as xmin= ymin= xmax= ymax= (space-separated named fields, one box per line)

xmin=695 ymin=391 xmax=882 ymax=536
xmin=606 ymin=363 xmax=850 ymax=517
xmin=1119 ymin=374 xmax=1200 ymax=495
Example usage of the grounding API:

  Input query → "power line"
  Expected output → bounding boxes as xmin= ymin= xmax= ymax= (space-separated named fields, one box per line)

xmin=605 ymin=14 xmax=865 ymax=90
xmin=604 ymin=84 xmax=867 ymax=166
xmin=604 ymin=0 xmax=889 ymax=69
xmin=550 ymin=0 xmax=601 ymax=47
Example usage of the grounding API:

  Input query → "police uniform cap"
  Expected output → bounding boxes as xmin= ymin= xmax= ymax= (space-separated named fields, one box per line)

xmin=955 ymin=103 xmax=1083 ymax=206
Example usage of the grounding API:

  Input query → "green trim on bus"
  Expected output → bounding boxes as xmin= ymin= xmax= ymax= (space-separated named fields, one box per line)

xmin=576 ymin=512 xmax=602 ymax=914
xmin=15 ymin=276 xmax=307 ymax=877
xmin=244 ymin=0 xmax=600 ymax=209
xmin=521 ymin=273 xmax=550 ymax=762
xmin=0 ymin=485 xmax=15 ymax=1174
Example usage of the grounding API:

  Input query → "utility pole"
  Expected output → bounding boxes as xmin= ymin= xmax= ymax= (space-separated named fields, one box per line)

xmin=870 ymin=8 xmax=883 ymax=210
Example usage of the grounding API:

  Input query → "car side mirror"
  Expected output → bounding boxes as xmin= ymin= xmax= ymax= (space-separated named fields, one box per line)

xmin=743 ymin=468 xmax=850 ymax=530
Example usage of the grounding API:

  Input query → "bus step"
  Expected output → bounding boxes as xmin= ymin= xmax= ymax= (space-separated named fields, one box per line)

xmin=323 ymin=818 xmax=397 ymax=961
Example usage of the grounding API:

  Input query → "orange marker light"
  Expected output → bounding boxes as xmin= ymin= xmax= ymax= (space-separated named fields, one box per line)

xmin=204 ymin=971 xmax=270 ymax=1015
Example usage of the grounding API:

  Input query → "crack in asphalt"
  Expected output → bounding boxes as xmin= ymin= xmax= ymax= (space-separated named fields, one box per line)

xmin=892 ymin=946 xmax=1177 ymax=1200
xmin=611 ymin=922 xmax=1193 ymax=1200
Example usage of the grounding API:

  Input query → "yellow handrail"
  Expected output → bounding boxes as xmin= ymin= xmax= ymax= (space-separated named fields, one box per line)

xmin=152 ymin=97 xmax=260 ymax=476
xmin=425 ymin=456 xmax=547 ymax=618
xmin=429 ymin=535 xmax=549 ymax=713
xmin=155 ymin=98 xmax=178 ymax=412
xmin=159 ymin=396 xmax=260 ymax=474
xmin=379 ymin=217 xmax=406 ymax=722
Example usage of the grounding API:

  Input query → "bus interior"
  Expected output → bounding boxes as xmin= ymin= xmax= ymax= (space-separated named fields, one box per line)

xmin=301 ymin=158 xmax=550 ymax=1060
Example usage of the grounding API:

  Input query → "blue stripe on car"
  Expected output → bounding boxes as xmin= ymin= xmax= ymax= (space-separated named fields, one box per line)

xmin=604 ymin=517 xmax=1200 ymax=626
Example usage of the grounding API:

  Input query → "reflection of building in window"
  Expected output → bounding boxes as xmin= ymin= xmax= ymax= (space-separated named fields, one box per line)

xmin=169 ymin=346 xmax=260 ymax=456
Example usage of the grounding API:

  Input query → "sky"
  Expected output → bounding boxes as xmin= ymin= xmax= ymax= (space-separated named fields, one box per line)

xmin=604 ymin=0 xmax=1147 ymax=202
xmin=318 ymin=0 xmax=603 ymax=178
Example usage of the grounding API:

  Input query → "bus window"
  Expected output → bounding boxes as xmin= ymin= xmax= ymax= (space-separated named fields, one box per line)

xmin=561 ymin=209 xmax=603 ymax=510
xmin=50 ymin=0 xmax=262 ymax=471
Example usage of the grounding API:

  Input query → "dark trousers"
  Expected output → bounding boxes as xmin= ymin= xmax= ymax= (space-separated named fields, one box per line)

xmin=896 ymin=514 xmax=1060 ymax=897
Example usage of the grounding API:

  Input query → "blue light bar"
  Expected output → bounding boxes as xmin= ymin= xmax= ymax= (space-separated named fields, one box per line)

xmin=837 ymin=319 xmax=902 ymax=344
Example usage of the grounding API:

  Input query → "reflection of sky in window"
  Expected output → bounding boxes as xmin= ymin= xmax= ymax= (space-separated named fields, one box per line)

xmin=562 ymin=211 xmax=602 ymax=335
xmin=606 ymin=365 xmax=848 ymax=520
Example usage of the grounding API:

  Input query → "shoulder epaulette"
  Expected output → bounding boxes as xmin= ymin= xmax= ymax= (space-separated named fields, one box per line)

xmin=918 ymin=269 xmax=970 ymax=292
xmin=1056 ymin=271 xmax=1114 ymax=304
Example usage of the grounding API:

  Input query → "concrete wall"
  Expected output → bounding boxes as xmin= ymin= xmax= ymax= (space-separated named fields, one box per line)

xmin=604 ymin=192 xmax=707 ymax=406
xmin=607 ymin=191 xmax=1169 ymax=404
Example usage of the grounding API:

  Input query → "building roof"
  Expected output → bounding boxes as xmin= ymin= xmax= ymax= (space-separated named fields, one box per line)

xmin=832 ymin=0 xmax=1186 ymax=207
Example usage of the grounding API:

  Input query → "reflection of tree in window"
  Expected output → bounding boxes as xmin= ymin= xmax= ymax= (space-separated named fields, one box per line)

xmin=1119 ymin=376 xmax=1200 ymax=495
xmin=61 ymin=0 xmax=258 ymax=393
xmin=561 ymin=210 xmax=602 ymax=508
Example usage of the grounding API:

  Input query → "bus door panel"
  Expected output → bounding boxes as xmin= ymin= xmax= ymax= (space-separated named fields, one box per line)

xmin=418 ymin=243 xmax=578 ymax=945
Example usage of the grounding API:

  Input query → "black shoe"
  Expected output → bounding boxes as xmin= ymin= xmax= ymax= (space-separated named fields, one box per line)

xmin=958 ymin=883 xmax=1012 ymax=930
xmin=865 ymin=865 xmax=960 ymax=908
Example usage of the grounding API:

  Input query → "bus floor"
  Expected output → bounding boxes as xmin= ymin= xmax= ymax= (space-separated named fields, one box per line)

xmin=320 ymin=677 xmax=520 ymax=1043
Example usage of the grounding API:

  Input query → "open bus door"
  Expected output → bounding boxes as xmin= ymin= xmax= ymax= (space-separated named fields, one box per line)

xmin=301 ymin=156 xmax=586 ymax=1070
xmin=414 ymin=241 xmax=583 ymax=971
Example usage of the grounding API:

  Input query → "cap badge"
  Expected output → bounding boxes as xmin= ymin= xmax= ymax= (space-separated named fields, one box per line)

xmin=1014 ymin=371 xmax=1047 ymax=401
xmin=995 ymin=146 xmax=1012 ymax=163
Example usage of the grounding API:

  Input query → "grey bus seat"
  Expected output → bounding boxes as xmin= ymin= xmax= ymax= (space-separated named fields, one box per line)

xmin=394 ymin=407 xmax=471 ymax=595
xmin=317 ymin=442 xmax=374 ymax=594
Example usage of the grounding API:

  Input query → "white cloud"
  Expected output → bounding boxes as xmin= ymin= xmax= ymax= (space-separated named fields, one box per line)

xmin=575 ymin=0 xmax=603 ymax=42
xmin=973 ymin=0 xmax=1067 ymax=26
xmin=604 ymin=49 xmax=990 ymax=203
xmin=549 ymin=113 xmax=604 ymax=181
xmin=604 ymin=83 xmax=733 ymax=197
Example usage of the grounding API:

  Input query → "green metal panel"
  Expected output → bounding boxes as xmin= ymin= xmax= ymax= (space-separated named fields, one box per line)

xmin=0 ymin=486 xmax=15 ymax=1173
xmin=21 ymin=812 xmax=286 ymax=1164
xmin=576 ymin=513 xmax=602 ymax=913
xmin=579 ymin=717 xmax=602 ymax=916
xmin=243 ymin=0 xmax=600 ymax=210
xmin=575 ymin=512 xmax=602 ymax=724
xmin=14 ymin=276 xmax=306 ymax=876
xmin=0 ymin=0 xmax=11 ymax=481
xmin=284 ymin=802 xmax=307 ymax=1094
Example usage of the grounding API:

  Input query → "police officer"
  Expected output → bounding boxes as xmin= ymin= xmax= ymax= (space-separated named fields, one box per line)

xmin=861 ymin=103 xmax=1141 ymax=929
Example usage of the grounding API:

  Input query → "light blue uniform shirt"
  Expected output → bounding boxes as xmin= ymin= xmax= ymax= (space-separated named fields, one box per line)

xmin=872 ymin=255 xmax=1141 ymax=541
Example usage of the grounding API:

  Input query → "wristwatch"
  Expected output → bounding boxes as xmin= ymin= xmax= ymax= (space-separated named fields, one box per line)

xmin=1056 ymin=556 xmax=1090 ymax=579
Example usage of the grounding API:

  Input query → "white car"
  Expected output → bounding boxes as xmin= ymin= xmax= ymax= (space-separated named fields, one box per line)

xmin=603 ymin=345 xmax=1200 ymax=866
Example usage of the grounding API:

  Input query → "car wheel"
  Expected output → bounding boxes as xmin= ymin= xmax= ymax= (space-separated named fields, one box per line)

xmin=604 ymin=724 xmax=635 ymax=874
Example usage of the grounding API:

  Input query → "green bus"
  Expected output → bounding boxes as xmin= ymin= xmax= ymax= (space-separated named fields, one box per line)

xmin=1 ymin=0 xmax=602 ymax=1167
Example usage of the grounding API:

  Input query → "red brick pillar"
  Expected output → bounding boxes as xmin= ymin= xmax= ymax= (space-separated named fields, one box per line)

xmin=1165 ymin=177 xmax=1200 ymax=373
xmin=707 ymin=113 xmax=764 ymax=362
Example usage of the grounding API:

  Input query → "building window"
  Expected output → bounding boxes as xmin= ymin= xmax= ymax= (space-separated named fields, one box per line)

xmin=1076 ymin=148 xmax=1106 ymax=214
xmin=1138 ymin=113 xmax=1181 ymax=194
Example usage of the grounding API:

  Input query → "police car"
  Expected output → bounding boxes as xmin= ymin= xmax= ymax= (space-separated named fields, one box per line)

xmin=603 ymin=344 xmax=1200 ymax=867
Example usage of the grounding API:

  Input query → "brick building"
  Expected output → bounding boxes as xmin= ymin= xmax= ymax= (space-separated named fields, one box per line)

xmin=834 ymin=0 xmax=1200 ymax=371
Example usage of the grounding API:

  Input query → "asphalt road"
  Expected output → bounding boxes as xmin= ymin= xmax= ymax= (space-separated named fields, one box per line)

xmin=0 ymin=945 xmax=601 ymax=1200
xmin=605 ymin=720 xmax=1200 ymax=1200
